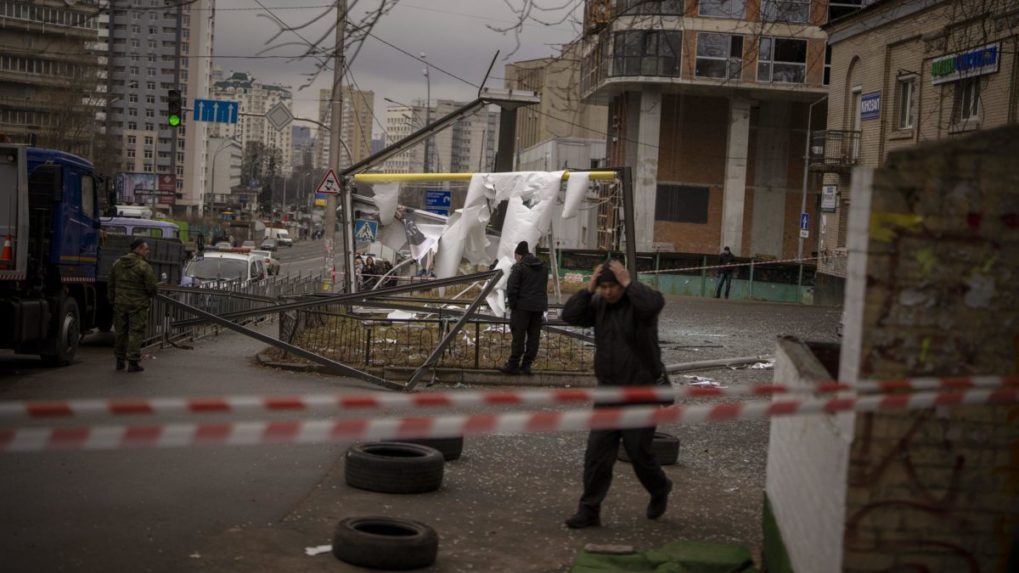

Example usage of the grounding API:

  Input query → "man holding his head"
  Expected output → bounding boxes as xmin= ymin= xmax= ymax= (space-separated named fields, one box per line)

xmin=109 ymin=238 xmax=158 ymax=372
xmin=560 ymin=259 xmax=672 ymax=529
xmin=499 ymin=241 xmax=549 ymax=375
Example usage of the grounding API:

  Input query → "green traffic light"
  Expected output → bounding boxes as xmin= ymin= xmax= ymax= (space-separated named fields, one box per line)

xmin=168 ymin=115 xmax=181 ymax=127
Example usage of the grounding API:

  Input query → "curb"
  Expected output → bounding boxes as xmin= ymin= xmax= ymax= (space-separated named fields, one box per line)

xmin=255 ymin=349 xmax=597 ymax=387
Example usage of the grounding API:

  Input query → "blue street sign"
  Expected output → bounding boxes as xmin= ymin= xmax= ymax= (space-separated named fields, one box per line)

xmin=425 ymin=207 xmax=450 ymax=216
xmin=425 ymin=190 xmax=451 ymax=208
xmin=800 ymin=212 xmax=809 ymax=230
xmin=354 ymin=219 xmax=378 ymax=243
xmin=193 ymin=99 xmax=239 ymax=124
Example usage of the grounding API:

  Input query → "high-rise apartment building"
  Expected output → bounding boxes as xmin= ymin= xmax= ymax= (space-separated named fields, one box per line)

xmin=0 ymin=0 xmax=105 ymax=158
xmin=314 ymin=86 xmax=374 ymax=170
xmin=381 ymin=99 xmax=498 ymax=174
xmin=104 ymin=0 xmax=215 ymax=216
xmin=209 ymin=71 xmax=293 ymax=179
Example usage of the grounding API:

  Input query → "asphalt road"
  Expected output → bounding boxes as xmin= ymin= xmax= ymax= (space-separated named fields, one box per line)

xmin=0 ymin=293 xmax=840 ymax=572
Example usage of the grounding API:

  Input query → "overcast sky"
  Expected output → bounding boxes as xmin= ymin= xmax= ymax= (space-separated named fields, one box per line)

xmin=213 ymin=0 xmax=584 ymax=138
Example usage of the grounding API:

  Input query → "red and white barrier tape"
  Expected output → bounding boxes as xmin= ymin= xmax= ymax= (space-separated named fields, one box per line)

xmin=2 ymin=388 xmax=1015 ymax=452
xmin=1 ymin=376 xmax=1015 ymax=422
xmin=641 ymin=253 xmax=847 ymax=276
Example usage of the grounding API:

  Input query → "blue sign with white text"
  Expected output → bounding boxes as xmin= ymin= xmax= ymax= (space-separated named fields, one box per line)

xmin=193 ymin=99 xmax=239 ymax=124
xmin=860 ymin=91 xmax=881 ymax=120
xmin=425 ymin=190 xmax=451 ymax=216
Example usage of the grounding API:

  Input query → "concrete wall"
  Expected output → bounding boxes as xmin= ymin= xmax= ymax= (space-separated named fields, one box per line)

xmin=766 ymin=337 xmax=854 ymax=573
xmin=839 ymin=125 xmax=1019 ymax=571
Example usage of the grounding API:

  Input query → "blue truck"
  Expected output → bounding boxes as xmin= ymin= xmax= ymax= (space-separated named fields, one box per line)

xmin=0 ymin=144 xmax=182 ymax=365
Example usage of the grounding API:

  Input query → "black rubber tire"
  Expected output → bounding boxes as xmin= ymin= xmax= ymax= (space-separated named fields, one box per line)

xmin=398 ymin=436 xmax=464 ymax=461
xmin=345 ymin=442 xmax=444 ymax=494
xmin=332 ymin=516 xmax=438 ymax=570
xmin=617 ymin=432 xmax=680 ymax=466
xmin=41 ymin=297 xmax=80 ymax=367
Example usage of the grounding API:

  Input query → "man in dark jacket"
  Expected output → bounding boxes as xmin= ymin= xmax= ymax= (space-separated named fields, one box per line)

xmin=109 ymin=238 xmax=158 ymax=372
xmin=560 ymin=259 xmax=672 ymax=528
xmin=715 ymin=246 xmax=735 ymax=299
xmin=500 ymin=241 xmax=549 ymax=375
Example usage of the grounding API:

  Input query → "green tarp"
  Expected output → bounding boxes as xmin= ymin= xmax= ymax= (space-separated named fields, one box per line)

xmin=570 ymin=539 xmax=758 ymax=573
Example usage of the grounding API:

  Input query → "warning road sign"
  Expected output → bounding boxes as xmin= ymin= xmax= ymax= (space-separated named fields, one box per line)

xmin=354 ymin=219 xmax=378 ymax=244
xmin=316 ymin=169 xmax=341 ymax=195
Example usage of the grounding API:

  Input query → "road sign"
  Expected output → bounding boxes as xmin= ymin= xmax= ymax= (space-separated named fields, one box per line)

xmin=265 ymin=102 xmax=293 ymax=131
xmin=316 ymin=169 xmax=341 ymax=195
xmin=800 ymin=212 xmax=809 ymax=230
xmin=799 ymin=229 xmax=810 ymax=239
xmin=425 ymin=190 xmax=451 ymax=216
xmin=354 ymin=219 xmax=378 ymax=244
xmin=192 ymin=99 xmax=239 ymax=124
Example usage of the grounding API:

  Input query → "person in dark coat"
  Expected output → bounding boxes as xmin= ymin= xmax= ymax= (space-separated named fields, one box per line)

xmin=499 ymin=241 xmax=549 ymax=375
xmin=716 ymin=246 xmax=735 ymax=299
xmin=560 ymin=259 xmax=672 ymax=528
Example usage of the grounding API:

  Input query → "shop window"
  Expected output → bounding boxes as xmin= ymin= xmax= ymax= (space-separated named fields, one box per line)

xmin=699 ymin=0 xmax=746 ymax=19
xmin=612 ymin=30 xmax=681 ymax=77
xmin=615 ymin=0 xmax=683 ymax=15
xmin=655 ymin=184 xmax=709 ymax=224
xmin=895 ymin=76 xmax=915 ymax=130
xmin=758 ymin=37 xmax=806 ymax=83
xmin=954 ymin=77 xmax=980 ymax=122
xmin=762 ymin=0 xmax=809 ymax=23
xmin=696 ymin=33 xmax=743 ymax=80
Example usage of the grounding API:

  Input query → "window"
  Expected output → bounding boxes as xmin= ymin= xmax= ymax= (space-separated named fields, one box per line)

xmin=127 ymin=135 xmax=136 ymax=145
xmin=146 ymin=95 xmax=155 ymax=104
xmin=129 ymin=66 xmax=139 ymax=75
xmin=762 ymin=0 xmax=809 ymax=22
xmin=896 ymin=76 xmax=915 ymax=130
xmin=615 ymin=0 xmax=683 ymax=15
xmin=955 ymin=77 xmax=980 ymax=122
xmin=128 ymin=121 xmax=137 ymax=130
xmin=144 ymin=136 xmax=153 ymax=145
xmin=130 ymin=38 xmax=140 ymax=48
xmin=126 ymin=149 xmax=136 ymax=158
xmin=131 ymin=24 xmax=140 ymax=33
xmin=128 ymin=108 xmax=138 ymax=117
xmin=611 ymin=30 xmax=682 ymax=77
xmin=655 ymin=184 xmax=710 ymax=223
xmin=824 ymin=44 xmax=832 ymax=86
xmin=829 ymin=0 xmax=864 ymax=22
xmin=758 ymin=37 xmax=807 ymax=83
xmin=699 ymin=0 xmax=746 ymax=18
xmin=696 ymin=33 xmax=743 ymax=80
xmin=146 ymin=81 xmax=155 ymax=90
xmin=145 ymin=109 xmax=154 ymax=118
xmin=145 ymin=122 xmax=153 ymax=131
xmin=144 ymin=150 xmax=153 ymax=159
xmin=128 ymin=93 xmax=138 ymax=103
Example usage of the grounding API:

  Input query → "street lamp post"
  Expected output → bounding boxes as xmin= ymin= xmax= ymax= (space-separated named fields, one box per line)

xmin=208 ymin=138 xmax=238 ymax=216
xmin=421 ymin=52 xmax=431 ymax=173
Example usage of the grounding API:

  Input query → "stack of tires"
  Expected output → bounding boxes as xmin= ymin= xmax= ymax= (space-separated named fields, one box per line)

xmin=332 ymin=436 xmax=464 ymax=570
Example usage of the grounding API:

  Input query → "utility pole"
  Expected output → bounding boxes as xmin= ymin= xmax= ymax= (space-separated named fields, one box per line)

xmin=324 ymin=0 xmax=347 ymax=291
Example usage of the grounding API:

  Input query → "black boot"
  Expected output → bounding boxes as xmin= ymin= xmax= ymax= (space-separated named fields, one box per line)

xmin=520 ymin=361 xmax=534 ymax=376
xmin=127 ymin=361 xmax=144 ymax=373
xmin=564 ymin=507 xmax=601 ymax=529
xmin=646 ymin=479 xmax=673 ymax=520
xmin=497 ymin=363 xmax=520 ymax=375
xmin=116 ymin=358 xmax=126 ymax=371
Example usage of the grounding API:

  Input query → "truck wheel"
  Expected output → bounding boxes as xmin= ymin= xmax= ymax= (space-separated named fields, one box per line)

xmin=42 ymin=298 xmax=80 ymax=366
xmin=332 ymin=516 xmax=438 ymax=570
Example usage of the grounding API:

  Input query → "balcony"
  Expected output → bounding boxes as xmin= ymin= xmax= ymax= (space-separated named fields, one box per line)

xmin=809 ymin=130 xmax=861 ymax=173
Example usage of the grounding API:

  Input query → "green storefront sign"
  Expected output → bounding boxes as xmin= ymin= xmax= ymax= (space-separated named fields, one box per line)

xmin=930 ymin=43 xmax=999 ymax=85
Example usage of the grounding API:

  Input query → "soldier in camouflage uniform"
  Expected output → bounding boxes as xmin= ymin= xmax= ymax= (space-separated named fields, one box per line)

xmin=109 ymin=239 xmax=158 ymax=372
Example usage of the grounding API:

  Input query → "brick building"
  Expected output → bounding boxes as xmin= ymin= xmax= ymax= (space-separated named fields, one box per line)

xmin=814 ymin=0 xmax=1019 ymax=304
xmin=579 ymin=0 xmax=841 ymax=258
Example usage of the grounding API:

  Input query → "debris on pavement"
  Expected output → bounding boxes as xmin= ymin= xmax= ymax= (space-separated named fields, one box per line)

xmin=304 ymin=545 xmax=332 ymax=557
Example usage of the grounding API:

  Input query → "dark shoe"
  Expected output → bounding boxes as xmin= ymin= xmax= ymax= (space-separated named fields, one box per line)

xmin=116 ymin=358 xmax=125 ymax=371
xmin=647 ymin=480 xmax=673 ymax=520
xmin=564 ymin=510 xmax=601 ymax=529
xmin=520 ymin=364 xmax=533 ymax=376
xmin=497 ymin=365 xmax=520 ymax=375
xmin=127 ymin=361 xmax=144 ymax=373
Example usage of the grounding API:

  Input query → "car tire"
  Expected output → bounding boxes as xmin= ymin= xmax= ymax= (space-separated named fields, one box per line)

xmin=398 ymin=436 xmax=463 ymax=461
xmin=41 ymin=297 xmax=80 ymax=366
xmin=617 ymin=432 xmax=680 ymax=466
xmin=332 ymin=516 xmax=438 ymax=570
xmin=345 ymin=442 xmax=444 ymax=494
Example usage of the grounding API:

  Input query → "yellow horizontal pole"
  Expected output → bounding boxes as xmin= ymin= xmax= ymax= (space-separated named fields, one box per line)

xmin=352 ymin=171 xmax=618 ymax=184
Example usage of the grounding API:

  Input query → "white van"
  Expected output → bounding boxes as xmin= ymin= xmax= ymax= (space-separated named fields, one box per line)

xmin=181 ymin=250 xmax=267 ymax=288
xmin=265 ymin=228 xmax=293 ymax=247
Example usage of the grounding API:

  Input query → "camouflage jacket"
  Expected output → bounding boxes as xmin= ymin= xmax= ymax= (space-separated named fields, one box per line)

xmin=109 ymin=252 xmax=158 ymax=308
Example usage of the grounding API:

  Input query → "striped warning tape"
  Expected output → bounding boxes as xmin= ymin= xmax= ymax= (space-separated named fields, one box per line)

xmin=1 ymin=376 xmax=1015 ymax=421
xmin=641 ymin=253 xmax=846 ymax=276
xmin=2 ymin=388 xmax=1015 ymax=452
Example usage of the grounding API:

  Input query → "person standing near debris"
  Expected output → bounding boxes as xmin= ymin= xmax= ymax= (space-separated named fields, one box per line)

xmin=715 ymin=246 xmax=734 ymax=299
xmin=499 ymin=241 xmax=549 ymax=375
xmin=109 ymin=238 xmax=158 ymax=372
xmin=560 ymin=259 xmax=672 ymax=529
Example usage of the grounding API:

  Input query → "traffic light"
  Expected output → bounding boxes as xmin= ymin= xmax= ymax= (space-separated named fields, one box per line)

xmin=167 ymin=89 xmax=182 ymax=127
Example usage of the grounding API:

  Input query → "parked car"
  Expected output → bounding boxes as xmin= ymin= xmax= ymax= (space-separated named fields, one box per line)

xmin=241 ymin=240 xmax=256 ymax=249
xmin=266 ymin=228 xmax=293 ymax=247
xmin=259 ymin=238 xmax=278 ymax=252
xmin=251 ymin=249 xmax=280 ymax=275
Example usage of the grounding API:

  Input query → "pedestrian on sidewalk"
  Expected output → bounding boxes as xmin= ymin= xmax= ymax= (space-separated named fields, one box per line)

xmin=715 ymin=246 xmax=735 ymax=299
xmin=109 ymin=239 xmax=158 ymax=372
xmin=499 ymin=241 xmax=549 ymax=376
xmin=560 ymin=259 xmax=672 ymax=529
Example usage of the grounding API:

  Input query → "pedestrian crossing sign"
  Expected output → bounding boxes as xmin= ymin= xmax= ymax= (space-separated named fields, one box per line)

xmin=354 ymin=219 xmax=378 ymax=244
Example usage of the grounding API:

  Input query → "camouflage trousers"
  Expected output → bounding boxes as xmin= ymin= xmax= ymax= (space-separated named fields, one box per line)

xmin=113 ymin=305 xmax=149 ymax=362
